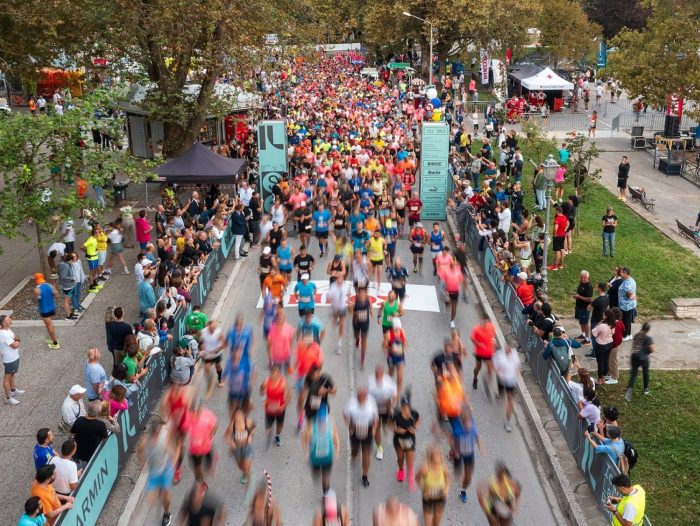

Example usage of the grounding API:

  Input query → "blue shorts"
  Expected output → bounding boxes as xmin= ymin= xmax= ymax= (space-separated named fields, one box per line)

xmin=139 ymin=242 xmax=149 ymax=250
xmin=387 ymin=354 xmax=406 ymax=367
xmin=146 ymin=465 xmax=174 ymax=492
xmin=88 ymin=259 xmax=99 ymax=271
xmin=575 ymin=307 xmax=590 ymax=325
xmin=295 ymin=375 xmax=305 ymax=391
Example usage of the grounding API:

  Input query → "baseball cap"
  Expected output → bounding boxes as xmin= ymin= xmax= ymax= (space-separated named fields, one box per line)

xmin=517 ymin=272 xmax=528 ymax=281
xmin=263 ymin=246 xmax=271 ymax=255
xmin=301 ymin=273 xmax=310 ymax=280
xmin=300 ymin=201 xmax=306 ymax=206
xmin=69 ymin=385 xmax=87 ymax=395
xmin=502 ymin=250 xmax=512 ymax=259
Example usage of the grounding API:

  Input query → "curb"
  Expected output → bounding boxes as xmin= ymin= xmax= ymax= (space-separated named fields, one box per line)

xmin=445 ymin=213 xmax=588 ymax=526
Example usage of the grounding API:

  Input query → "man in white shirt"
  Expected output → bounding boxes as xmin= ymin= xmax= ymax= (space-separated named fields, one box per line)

xmin=493 ymin=346 xmax=521 ymax=432
xmin=134 ymin=255 xmax=151 ymax=284
xmin=238 ymin=181 xmax=253 ymax=207
xmin=61 ymin=385 xmax=87 ymax=428
xmin=367 ymin=366 xmax=396 ymax=461
xmin=49 ymin=438 xmax=81 ymax=496
xmin=62 ymin=220 xmax=76 ymax=253
xmin=199 ymin=319 xmax=225 ymax=390
xmin=343 ymin=386 xmax=378 ymax=488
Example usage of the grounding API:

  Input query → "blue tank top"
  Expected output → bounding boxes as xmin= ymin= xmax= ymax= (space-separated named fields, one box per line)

xmin=310 ymin=419 xmax=333 ymax=466
xmin=37 ymin=283 xmax=55 ymax=315
xmin=277 ymin=245 xmax=292 ymax=270
xmin=430 ymin=230 xmax=444 ymax=253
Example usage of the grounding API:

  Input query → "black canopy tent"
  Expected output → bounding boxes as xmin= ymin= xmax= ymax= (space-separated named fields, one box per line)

xmin=152 ymin=141 xmax=247 ymax=184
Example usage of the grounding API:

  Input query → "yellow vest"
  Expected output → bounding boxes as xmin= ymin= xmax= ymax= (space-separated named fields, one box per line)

xmin=612 ymin=486 xmax=645 ymax=526
xmin=368 ymin=237 xmax=384 ymax=261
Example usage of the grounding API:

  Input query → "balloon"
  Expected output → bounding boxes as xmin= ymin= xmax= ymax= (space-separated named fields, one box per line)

xmin=430 ymin=97 xmax=442 ymax=108
xmin=426 ymin=87 xmax=438 ymax=99
xmin=432 ymin=109 xmax=442 ymax=121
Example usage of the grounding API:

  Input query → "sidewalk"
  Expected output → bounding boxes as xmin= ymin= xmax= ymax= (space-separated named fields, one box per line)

xmin=583 ymin=137 xmax=700 ymax=257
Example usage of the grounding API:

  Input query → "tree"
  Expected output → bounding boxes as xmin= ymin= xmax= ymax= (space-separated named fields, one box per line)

xmin=521 ymin=120 xmax=557 ymax=164
xmin=0 ymin=90 xmax=154 ymax=277
xmin=538 ymin=0 xmax=602 ymax=67
xmin=584 ymin=0 xmax=651 ymax=40
xmin=607 ymin=0 xmax=700 ymax=120
xmin=563 ymin=133 xmax=603 ymax=209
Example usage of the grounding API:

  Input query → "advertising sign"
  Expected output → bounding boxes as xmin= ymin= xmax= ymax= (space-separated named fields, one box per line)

xmin=420 ymin=122 xmax=450 ymax=221
xmin=257 ymin=120 xmax=288 ymax=212
xmin=480 ymin=49 xmax=490 ymax=85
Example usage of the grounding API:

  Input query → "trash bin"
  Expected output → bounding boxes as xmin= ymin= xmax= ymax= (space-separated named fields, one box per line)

xmin=113 ymin=183 xmax=128 ymax=206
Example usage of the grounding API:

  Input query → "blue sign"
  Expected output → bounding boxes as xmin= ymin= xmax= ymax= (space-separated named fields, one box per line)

xmin=257 ymin=120 xmax=288 ymax=212
xmin=420 ymin=122 xmax=450 ymax=221
xmin=596 ymin=41 xmax=607 ymax=68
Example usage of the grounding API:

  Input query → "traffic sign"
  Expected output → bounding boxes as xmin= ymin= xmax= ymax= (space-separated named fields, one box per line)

xmin=387 ymin=62 xmax=410 ymax=70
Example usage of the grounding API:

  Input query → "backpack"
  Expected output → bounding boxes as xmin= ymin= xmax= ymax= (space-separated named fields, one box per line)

xmin=549 ymin=338 xmax=572 ymax=375
xmin=619 ymin=440 xmax=638 ymax=474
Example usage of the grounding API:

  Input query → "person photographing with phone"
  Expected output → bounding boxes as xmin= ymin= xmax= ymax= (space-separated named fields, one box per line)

xmin=606 ymin=473 xmax=646 ymax=526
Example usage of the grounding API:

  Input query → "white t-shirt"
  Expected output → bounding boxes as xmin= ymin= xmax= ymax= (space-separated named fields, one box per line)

xmin=367 ymin=375 xmax=397 ymax=414
xmin=200 ymin=327 xmax=223 ymax=359
xmin=107 ymin=228 xmax=123 ymax=244
xmin=568 ymin=380 xmax=584 ymax=404
xmin=0 ymin=329 xmax=18 ymax=363
xmin=344 ymin=396 xmax=378 ymax=439
xmin=47 ymin=242 xmax=67 ymax=257
xmin=493 ymin=349 xmax=520 ymax=386
xmin=62 ymin=221 xmax=76 ymax=242
xmin=49 ymin=456 xmax=79 ymax=495
xmin=62 ymin=396 xmax=86 ymax=426
xmin=498 ymin=208 xmax=512 ymax=233
xmin=326 ymin=281 xmax=347 ymax=311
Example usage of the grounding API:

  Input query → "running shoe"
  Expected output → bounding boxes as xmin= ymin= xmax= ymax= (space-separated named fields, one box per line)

xmin=375 ymin=445 xmax=383 ymax=460
xmin=504 ymin=420 xmax=512 ymax=432
xmin=274 ymin=436 xmax=282 ymax=447
xmin=4 ymin=397 xmax=19 ymax=405
xmin=450 ymin=320 xmax=456 ymax=329
xmin=624 ymin=388 xmax=633 ymax=401
xmin=217 ymin=381 xmax=224 ymax=388
xmin=48 ymin=342 xmax=61 ymax=350
xmin=472 ymin=377 xmax=478 ymax=390
xmin=361 ymin=476 xmax=369 ymax=488
xmin=643 ymin=389 xmax=651 ymax=396
xmin=396 ymin=468 xmax=405 ymax=482
xmin=460 ymin=490 xmax=468 ymax=503
xmin=605 ymin=378 xmax=619 ymax=385
xmin=161 ymin=512 xmax=171 ymax=526
xmin=10 ymin=389 xmax=25 ymax=396
xmin=240 ymin=474 xmax=248 ymax=485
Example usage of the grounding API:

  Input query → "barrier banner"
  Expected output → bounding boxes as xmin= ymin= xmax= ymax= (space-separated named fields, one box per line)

xmin=257 ymin=120 xmax=288 ymax=212
xmin=56 ymin=217 xmax=236 ymax=526
xmin=463 ymin=213 xmax=651 ymax=525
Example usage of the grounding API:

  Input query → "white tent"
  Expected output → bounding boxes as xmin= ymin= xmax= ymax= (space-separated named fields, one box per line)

xmin=520 ymin=67 xmax=574 ymax=91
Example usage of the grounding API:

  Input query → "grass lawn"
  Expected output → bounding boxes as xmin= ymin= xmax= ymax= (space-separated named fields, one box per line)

xmin=471 ymin=138 xmax=700 ymax=317
xmin=596 ymin=370 xmax=700 ymax=526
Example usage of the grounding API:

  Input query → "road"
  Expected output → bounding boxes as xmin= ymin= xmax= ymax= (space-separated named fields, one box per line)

xmin=134 ymin=234 xmax=566 ymax=525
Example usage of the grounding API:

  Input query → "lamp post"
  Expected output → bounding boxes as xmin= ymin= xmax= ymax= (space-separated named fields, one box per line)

xmin=540 ymin=154 xmax=559 ymax=299
xmin=402 ymin=11 xmax=433 ymax=86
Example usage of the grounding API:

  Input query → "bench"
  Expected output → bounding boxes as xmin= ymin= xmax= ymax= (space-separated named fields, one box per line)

xmin=675 ymin=219 xmax=700 ymax=248
xmin=628 ymin=186 xmax=655 ymax=212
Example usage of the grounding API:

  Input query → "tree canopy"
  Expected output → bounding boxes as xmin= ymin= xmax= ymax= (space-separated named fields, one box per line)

xmin=584 ymin=0 xmax=651 ymax=40
xmin=537 ymin=0 xmax=602 ymax=67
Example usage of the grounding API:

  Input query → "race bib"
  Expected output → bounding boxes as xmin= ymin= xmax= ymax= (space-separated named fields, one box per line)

xmin=300 ymin=296 xmax=312 ymax=303
xmin=309 ymin=395 xmax=322 ymax=410
xmin=392 ymin=340 xmax=404 ymax=355
xmin=353 ymin=421 xmax=369 ymax=439
xmin=392 ymin=279 xmax=403 ymax=289
xmin=398 ymin=437 xmax=414 ymax=450
xmin=357 ymin=310 xmax=368 ymax=322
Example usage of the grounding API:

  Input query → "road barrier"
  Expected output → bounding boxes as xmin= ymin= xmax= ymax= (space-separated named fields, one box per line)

xmin=55 ymin=218 xmax=237 ymax=526
xmin=462 ymin=214 xmax=652 ymax=525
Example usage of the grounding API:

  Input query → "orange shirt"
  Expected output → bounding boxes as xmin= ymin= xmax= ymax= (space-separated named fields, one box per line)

xmin=31 ymin=481 xmax=61 ymax=525
xmin=364 ymin=216 xmax=379 ymax=233
xmin=437 ymin=376 xmax=463 ymax=418
xmin=294 ymin=341 xmax=322 ymax=378
xmin=263 ymin=274 xmax=287 ymax=299
xmin=471 ymin=322 xmax=496 ymax=358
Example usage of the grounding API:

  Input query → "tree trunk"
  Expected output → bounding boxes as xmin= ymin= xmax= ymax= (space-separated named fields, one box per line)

xmin=35 ymin=224 xmax=51 ymax=279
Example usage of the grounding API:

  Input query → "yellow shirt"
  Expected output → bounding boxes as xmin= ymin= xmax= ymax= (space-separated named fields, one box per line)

xmin=83 ymin=236 xmax=98 ymax=260
xmin=96 ymin=232 xmax=108 ymax=252
xmin=368 ymin=236 xmax=384 ymax=261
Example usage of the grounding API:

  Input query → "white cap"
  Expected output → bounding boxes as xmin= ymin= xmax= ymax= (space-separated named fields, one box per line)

xmin=69 ymin=384 xmax=86 ymax=395
xmin=517 ymin=272 xmax=528 ymax=281
xmin=301 ymin=273 xmax=310 ymax=280
xmin=263 ymin=246 xmax=271 ymax=255
xmin=142 ymin=260 xmax=153 ymax=267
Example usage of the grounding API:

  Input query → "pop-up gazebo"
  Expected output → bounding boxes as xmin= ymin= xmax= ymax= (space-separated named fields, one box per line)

xmin=153 ymin=141 xmax=247 ymax=184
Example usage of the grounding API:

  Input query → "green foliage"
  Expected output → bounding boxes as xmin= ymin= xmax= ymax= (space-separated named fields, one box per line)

xmin=0 ymin=89 xmax=154 ymax=252
xmin=563 ymin=132 xmax=603 ymax=202
xmin=520 ymin=120 xmax=557 ymax=164
xmin=538 ymin=0 xmax=602 ymax=66
xmin=583 ymin=0 xmax=651 ymax=40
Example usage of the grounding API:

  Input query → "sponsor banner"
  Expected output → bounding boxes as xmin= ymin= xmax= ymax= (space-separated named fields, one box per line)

xmin=255 ymin=280 xmax=440 ymax=313
xmin=463 ymin=214 xmax=651 ymax=524
xmin=56 ymin=216 xmax=236 ymax=525
xmin=420 ymin=122 xmax=450 ymax=221
xmin=257 ymin=120 xmax=288 ymax=212
xmin=480 ymin=49 xmax=490 ymax=85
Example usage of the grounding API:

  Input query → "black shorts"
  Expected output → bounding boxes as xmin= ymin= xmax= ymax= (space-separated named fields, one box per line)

xmin=497 ymin=380 xmax=516 ymax=395
xmin=448 ymin=291 xmax=459 ymax=301
xmin=316 ymin=231 xmax=329 ymax=240
xmin=393 ymin=287 xmax=406 ymax=301
xmin=617 ymin=179 xmax=627 ymax=189
xmin=422 ymin=497 xmax=446 ymax=512
xmin=381 ymin=325 xmax=392 ymax=334
xmin=371 ymin=259 xmax=384 ymax=267
xmin=378 ymin=412 xmax=390 ymax=425
xmin=410 ymin=245 xmax=424 ymax=254
xmin=298 ymin=307 xmax=315 ymax=317
xmin=265 ymin=411 xmax=286 ymax=428
xmin=408 ymin=216 xmax=420 ymax=226
xmin=475 ymin=355 xmax=492 ymax=363
xmin=40 ymin=310 xmax=56 ymax=318
xmin=190 ymin=450 xmax=213 ymax=469
xmin=396 ymin=208 xmax=405 ymax=218
xmin=350 ymin=434 xmax=373 ymax=455
xmin=353 ymin=321 xmax=370 ymax=336
xmin=204 ymin=355 xmax=222 ymax=365
xmin=553 ymin=236 xmax=565 ymax=252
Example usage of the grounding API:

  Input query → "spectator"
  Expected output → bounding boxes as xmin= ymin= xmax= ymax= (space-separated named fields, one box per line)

xmin=123 ymin=341 xmax=148 ymax=385
xmin=138 ymin=269 xmax=157 ymax=316
xmin=607 ymin=266 xmax=623 ymax=309
xmin=584 ymin=425 xmax=625 ymax=463
xmin=515 ymin=272 xmax=534 ymax=306
xmin=572 ymin=270 xmax=593 ymax=344
xmin=625 ymin=322 xmax=655 ymax=401
xmin=602 ymin=207 xmax=618 ymax=257
xmin=608 ymin=307 xmax=625 ymax=385
xmin=30 ymin=465 xmax=74 ymax=525
xmin=231 ymin=203 xmax=248 ymax=260
xmin=17 ymin=496 xmax=48 ymax=526
xmin=588 ymin=283 xmax=609 ymax=358
xmin=534 ymin=303 xmax=556 ymax=342
xmin=60 ymin=385 xmax=87 ymax=431
xmin=606 ymin=474 xmax=646 ymax=525
xmin=1 ymin=314 xmax=25 ymax=405
xmin=48 ymin=439 xmax=81 ymax=496
xmin=577 ymin=387 xmax=600 ymax=432
xmin=56 ymin=255 xmax=77 ymax=320
xmin=185 ymin=305 xmax=208 ymax=334
xmin=543 ymin=327 xmax=581 ymax=376
xmin=105 ymin=307 xmax=134 ymax=366
xmin=547 ymin=206 xmax=568 ymax=271
xmin=98 ymin=400 xmax=121 ymax=434
xmin=618 ymin=267 xmax=637 ymax=340
xmin=135 ymin=209 xmax=153 ymax=250
xmin=33 ymin=428 xmax=55 ymax=471
xmin=84 ymin=348 xmax=107 ymax=402
xmin=70 ymin=401 xmax=109 ymax=466
xmin=170 ymin=340 xmax=196 ymax=385
xmin=591 ymin=309 xmax=615 ymax=385
xmin=108 ymin=384 xmax=129 ymax=417
xmin=565 ymin=367 xmax=592 ymax=404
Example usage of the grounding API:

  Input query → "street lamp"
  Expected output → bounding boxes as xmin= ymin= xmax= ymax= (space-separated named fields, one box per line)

xmin=402 ymin=11 xmax=434 ymax=86
xmin=540 ymin=154 xmax=559 ymax=299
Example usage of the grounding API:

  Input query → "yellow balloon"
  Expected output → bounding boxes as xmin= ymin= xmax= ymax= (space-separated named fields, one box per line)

xmin=432 ymin=111 xmax=441 ymax=122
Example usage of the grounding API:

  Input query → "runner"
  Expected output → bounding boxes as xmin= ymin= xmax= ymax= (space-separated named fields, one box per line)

xmin=406 ymin=191 xmax=422 ymax=228
xmin=388 ymin=257 xmax=408 ymax=302
xmin=311 ymin=489 xmax=349 ymax=526
xmin=415 ymin=445 xmax=450 ymax=526
xmin=225 ymin=314 xmax=255 ymax=416
xmin=390 ymin=393 xmax=420 ymax=492
xmin=297 ymin=310 xmax=325 ymax=345
xmin=367 ymin=365 xmax=397 ymax=462
xmin=246 ymin=473 xmax=283 ymax=526
xmin=199 ymin=320 xmax=226 ymax=395
xmin=266 ymin=310 xmax=294 ymax=372
xmin=159 ymin=382 xmax=190 ymax=484
xmin=349 ymin=286 xmax=373 ymax=370
xmin=225 ymin=407 xmax=255 ymax=485
xmin=429 ymin=222 xmax=447 ymax=276
xmin=477 ymin=462 xmax=522 ymax=526
xmin=294 ymin=246 xmax=315 ymax=282
xmin=276 ymin=237 xmax=295 ymax=282
xmin=384 ymin=318 xmax=408 ymax=394
xmin=294 ymin=273 xmax=317 ymax=317
xmin=258 ymin=246 xmax=275 ymax=289
xmin=302 ymin=404 xmax=340 ymax=494
xmin=303 ymin=365 xmax=337 ymax=424
xmin=440 ymin=259 xmax=466 ymax=329
xmin=326 ymin=254 xmax=346 ymax=284
xmin=262 ymin=267 xmax=287 ymax=307
xmin=343 ymin=386 xmax=378 ymax=488
xmin=259 ymin=365 xmax=291 ymax=447
xmin=259 ymin=291 xmax=277 ymax=342
xmin=367 ymin=228 xmax=387 ymax=289
xmin=471 ymin=317 xmax=497 ymax=396
xmin=294 ymin=201 xmax=313 ymax=248
xmin=381 ymin=218 xmax=399 ymax=267
xmin=493 ymin=346 xmax=521 ymax=432
xmin=377 ymin=290 xmax=403 ymax=347
xmin=140 ymin=421 xmax=179 ymax=526
xmin=33 ymin=273 xmax=60 ymax=349
xmin=294 ymin=331 xmax=323 ymax=430
xmin=436 ymin=361 xmax=470 ymax=432
xmin=326 ymin=278 xmax=347 ymax=354
xmin=409 ymin=222 xmax=428 ymax=273
xmin=450 ymin=409 xmax=484 ymax=503
xmin=312 ymin=202 xmax=332 ymax=258
xmin=350 ymin=249 xmax=370 ymax=292
xmin=182 ymin=403 xmax=218 ymax=485
xmin=373 ymin=497 xmax=420 ymax=526
xmin=177 ymin=482 xmax=227 ymax=526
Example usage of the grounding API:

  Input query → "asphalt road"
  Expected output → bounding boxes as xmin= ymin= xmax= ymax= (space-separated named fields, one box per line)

xmin=131 ymin=232 xmax=566 ymax=526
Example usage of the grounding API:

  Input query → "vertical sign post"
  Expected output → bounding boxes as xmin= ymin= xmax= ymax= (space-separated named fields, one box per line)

xmin=257 ymin=120 xmax=288 ymax=212
xmin=419 ymin=122 xmax=450 ymax=221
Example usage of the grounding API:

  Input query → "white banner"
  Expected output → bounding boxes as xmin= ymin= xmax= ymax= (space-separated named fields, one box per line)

xmin=480 ymin=49 xmax=490 ymax=85
xmin=256 ymin=280 xmax=440 ymax=313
